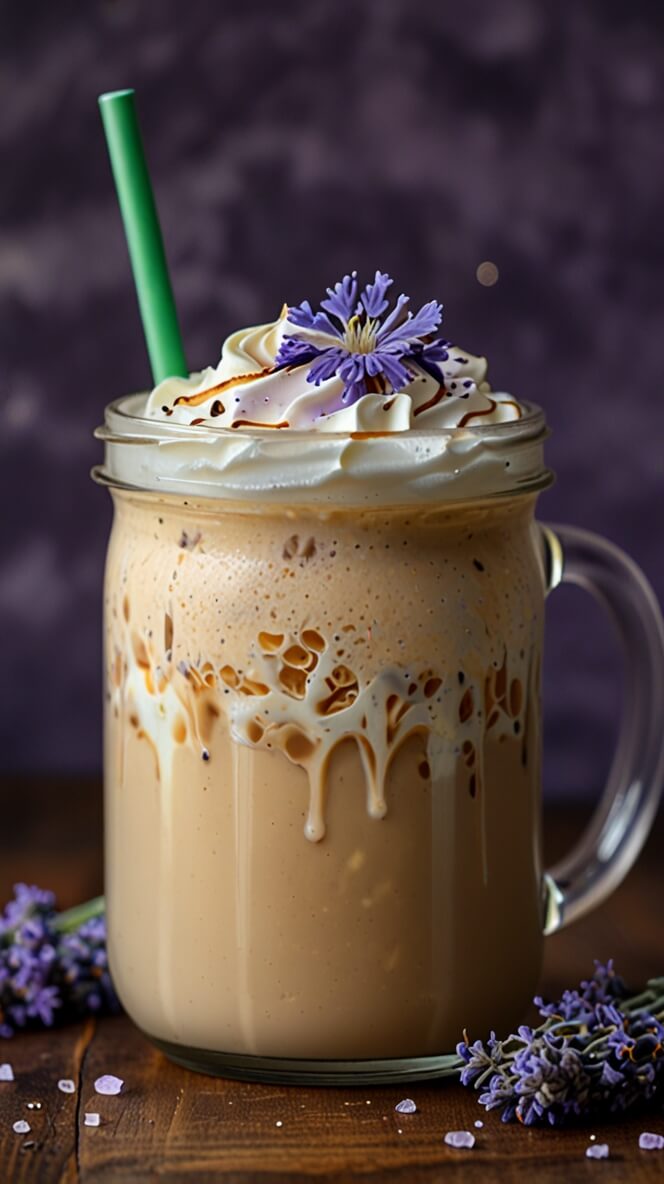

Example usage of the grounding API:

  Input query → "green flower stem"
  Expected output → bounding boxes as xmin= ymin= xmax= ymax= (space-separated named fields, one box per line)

xmin=54 ymin=896 xmax=105 ymax=935
xmin=583 ymin=1031 xmax=615 ymax=1055
xmin=625 ymin=993 xmax=664 ymax=1017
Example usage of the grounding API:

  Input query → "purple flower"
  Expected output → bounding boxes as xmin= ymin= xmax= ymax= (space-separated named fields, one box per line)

xmin=478 ymin=1071 xmax=515 ymax=1110
xmin=1 ymin=884 xmax=119 ymax=1038
xmin=535 ymin=960 xmax=626 ymax=1022
xmin=29 ymin=984 xmax=61 ymax=1026
xmin=456 ymin=1030 xmax=503 ymax=1086
xmin=601 ymin=1061 xmax=625 ymax=1088
xmin=514 ymin=1040 xmax=591 ymax=1126
xmin=459 ymin=962 xmax=664 ymax=1127
xmin=0 ymin=883 xmax=55 ymax=938
xmin=274 ymin=271 xmax=449 ymax=408
xmin=58 ymin=915 xmax=120 ymax=1018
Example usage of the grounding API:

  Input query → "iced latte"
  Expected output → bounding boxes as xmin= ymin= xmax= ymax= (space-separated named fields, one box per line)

xmin=98 ymin=272 xmax=553 ymax=1078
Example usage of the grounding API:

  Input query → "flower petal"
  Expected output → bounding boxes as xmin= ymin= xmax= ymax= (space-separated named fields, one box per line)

xmin=375 ymin=352 xmax=412 ymax=391
xmin=374 ymin=293 xmax=410 ymax=341
xmin=421 ymin=339 xmax=450 ymax=363
xmin=341 ymin=379 xmax=367 ymax=404
xmin=320 ymin=273 xmax=358 ymax=326
xmin=288 ymin=301 xmax=341 ymax=339
xmin=338 ymin=354 xmax=367 ymax=384
xmin=380 ymin=299 xmax=443 ymax=349
xmin=307 ymin=349 xmax=345 ymax=386
xmin=274 ymin=338 xmax=321 ymax=369
xmin=360 ymin=271 xmax=393 ymax=318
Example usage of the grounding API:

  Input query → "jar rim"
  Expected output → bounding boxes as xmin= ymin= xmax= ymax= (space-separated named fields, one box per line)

xmin=94 ymin=394 xmax=552 ymax=507
xmin=97 ymin=392 xmax=547 ymax=443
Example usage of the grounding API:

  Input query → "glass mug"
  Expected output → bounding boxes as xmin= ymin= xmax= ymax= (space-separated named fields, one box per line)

xmin=94 ymin=398 xmax=664 ymax=1084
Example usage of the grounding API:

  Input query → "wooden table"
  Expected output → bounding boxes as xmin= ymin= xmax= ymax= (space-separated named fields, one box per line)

xmin=1 ymin=778 xmax=663 ymax=1183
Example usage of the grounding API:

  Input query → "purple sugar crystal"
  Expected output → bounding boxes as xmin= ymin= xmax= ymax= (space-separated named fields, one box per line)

xmin=586 ymin=1143 xmax=609 ymax=1159
xmin=444 ymin=1130 xmax=476 ymax=1149
xmin=395 ymin=1098 xmax=417 ymax=1114
xmin=94 ymin=1074 xmax=123 ymax=1096
xmin=639 ymin=1132 xmax=664 ymax=1150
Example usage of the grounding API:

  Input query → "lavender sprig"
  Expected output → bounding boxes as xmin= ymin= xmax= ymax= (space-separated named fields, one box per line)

xmin=0 ymin=884 xmax=119 ymax=1038
xmin=457 ymin=961 xmax=664 ymax=1126
xmin=274 ymin=270 xmax=449 ymax=407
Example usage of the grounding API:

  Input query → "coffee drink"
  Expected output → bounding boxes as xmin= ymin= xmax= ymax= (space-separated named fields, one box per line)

xmin=98 ymin=272 xmax=554 ymax=1072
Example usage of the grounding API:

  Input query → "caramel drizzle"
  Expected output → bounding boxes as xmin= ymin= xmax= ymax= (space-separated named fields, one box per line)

xmin=457 ymin=397 xmax=523 ymax=428
xmin=173 ymin=367 xmax=274 ymax=408
xmin=457 ymin=398 xmax=498 ymax=428
xmin=231 ymin=419 xmax=290 ymax=430
xmin=413 ymin=385 xmax=446 ymax=417
xmin=497 ymin=399 xmax=523 ymax=419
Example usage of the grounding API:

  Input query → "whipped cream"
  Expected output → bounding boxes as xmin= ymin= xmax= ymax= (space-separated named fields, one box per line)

xmin=146 ymin=311 xmax=523 ymax=433
xmin=98 ymin=312 xmax=549 ymax=506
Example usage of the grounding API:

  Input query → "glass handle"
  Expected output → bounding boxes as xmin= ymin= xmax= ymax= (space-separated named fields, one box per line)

xmin=540 ymin=523 xmax=664 ymax=935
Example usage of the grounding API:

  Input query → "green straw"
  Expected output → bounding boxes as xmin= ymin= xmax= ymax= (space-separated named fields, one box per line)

xmin=98 ymin=89 xmax=188 ymax=384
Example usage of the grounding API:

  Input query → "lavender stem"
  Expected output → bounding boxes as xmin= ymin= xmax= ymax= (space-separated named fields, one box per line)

xmin=53 ymin=896 xmax=106 ymax=935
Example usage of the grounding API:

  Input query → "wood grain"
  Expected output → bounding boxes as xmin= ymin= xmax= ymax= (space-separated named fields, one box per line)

xmin=1 ymin=780 xmax=663 ymax=1183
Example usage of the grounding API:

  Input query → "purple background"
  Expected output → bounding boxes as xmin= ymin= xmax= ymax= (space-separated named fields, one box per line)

xmin=1 ymin=1 xmax=663 ymax=800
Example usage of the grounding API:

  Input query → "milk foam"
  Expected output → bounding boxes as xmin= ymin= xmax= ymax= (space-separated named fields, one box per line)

xmin=99 ymin=315 xmax=547 ymax=506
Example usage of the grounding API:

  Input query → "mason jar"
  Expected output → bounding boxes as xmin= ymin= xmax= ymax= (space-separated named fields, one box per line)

xmin=94 ymin=396 xmax=664 ymax=1083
